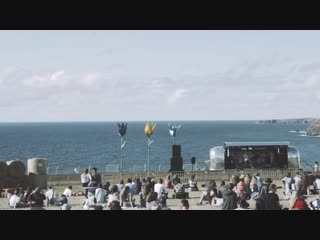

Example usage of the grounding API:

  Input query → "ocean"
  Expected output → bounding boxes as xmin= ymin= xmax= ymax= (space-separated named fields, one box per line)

xmin=0 ymin=121 xmax=317 ymax=174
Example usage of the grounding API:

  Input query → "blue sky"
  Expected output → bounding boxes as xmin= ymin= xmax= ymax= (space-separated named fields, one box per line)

xmin=0 ymin=30 xmax=320 ymax=122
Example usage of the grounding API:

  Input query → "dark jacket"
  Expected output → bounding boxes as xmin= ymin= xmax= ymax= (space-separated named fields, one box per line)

xmin=222 ymin=190 xmax=237 ymax=210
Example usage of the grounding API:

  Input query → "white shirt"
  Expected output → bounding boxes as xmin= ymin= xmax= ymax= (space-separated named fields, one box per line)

xmin=127 ymin=182 xmax=137 ymax=195
xmin=95 ymin=188 xmax=107 ymax=203
xmin=107 ymin=193 xmax=119 ymax=207
xmin=83 ymin=198 xmax=95 ymax=210
xmin=9 ymin=195 xmax=21 ymax=208
xmin=45 ymin=189 xmax=55 ymax=200
xmin=117 ymin=184 xmax=124 ymax=193
xmin=63 ymin=188 xmax=72 ymax=197
xmin=315 ymin=179 xmax=320 ymax=190
xmin=154 ymin=183 xmax=165 ymax=199
xmin=81 ymin=173 xmax=91 ymax=184
xmin=125 ymin=182 xmax=137 ymax=195
xmin=294 ymin=175 xmax=302 ymax=189
xmin=281 ymin=177 xmax=292 ymax=195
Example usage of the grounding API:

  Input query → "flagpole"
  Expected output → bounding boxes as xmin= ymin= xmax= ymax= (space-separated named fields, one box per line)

xmin=120 ymin=137 xmax=123 ymax=173
xmin=147 ymin=137 xmax=150 ymax=175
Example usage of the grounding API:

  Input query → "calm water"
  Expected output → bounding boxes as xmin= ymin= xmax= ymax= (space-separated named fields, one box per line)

xmin=0 ymin=121 xmax=317 ymax=174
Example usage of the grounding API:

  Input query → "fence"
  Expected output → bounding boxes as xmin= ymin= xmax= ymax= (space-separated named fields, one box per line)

xmin=47 ymin=167 xmax=304 ymax=187
xmin=46 ymin=162 xmax=208 ymax=175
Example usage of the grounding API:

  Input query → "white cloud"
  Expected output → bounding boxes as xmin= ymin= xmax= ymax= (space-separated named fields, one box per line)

xmin=2 ymin=55 xmax=320 ymax=121
xmin=79 ymin=74 xmax=99 ymax=87
xmin=167 ymin=88 xmax=189 ymax=105
xmin=22 ymin=70 xmax=68 ymax=88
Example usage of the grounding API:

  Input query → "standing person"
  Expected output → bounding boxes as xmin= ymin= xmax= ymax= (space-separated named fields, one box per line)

xmin=90 ymin=167 xmax=101 ymax=186
xmin=282 ymin=172 xmax=293 ymax=199
xmin=294 ymin=172 xmax=302 ymax=191
xmin=255 ymin=172 xmax=264 ymax=193
xmin=81 ymin=169 xmax=91 ymax=198
xmin=165 ymin=175 xmax=173 ymax=189
xmin=313 ymin=161 xmax=319 ymax=176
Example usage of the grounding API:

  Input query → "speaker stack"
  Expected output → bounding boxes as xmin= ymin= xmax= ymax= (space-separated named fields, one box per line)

xmin=170 ymin=144 xmax=183 ymax=172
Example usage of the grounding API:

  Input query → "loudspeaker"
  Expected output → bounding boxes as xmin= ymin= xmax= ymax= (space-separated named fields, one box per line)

xmin=172 ymin=145 xmax=181 ymax=158
xmin=170 ymin=157 xmax=183 ymax=172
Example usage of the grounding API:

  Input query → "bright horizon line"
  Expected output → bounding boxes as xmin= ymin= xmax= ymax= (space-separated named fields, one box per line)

xmin=0 ymin=117 xmax=315 ymax=124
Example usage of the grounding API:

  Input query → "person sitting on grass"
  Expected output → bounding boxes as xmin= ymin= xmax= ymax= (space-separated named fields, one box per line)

xmin=95 ymin=183 xmax=108 ymax=203
xmin=31 ymin=198 xmax=47 ymax=210
xmin=290 ymin=190 xmax=310 ymax=210
xmin=146 ymin=191 xmax=158 ymax=210
xmin=107 ymin=185 xmax=120 ymax=208
xmin=29 ymin=187 xmax=46 ymax=208
xmin=234 ymin=198 xmax=251 ymax=210
xmin=222 ymin=183 xmax=237 ymax=210
xmin=199 ymin=184 xmax=218 ymax=205
xmin=22 ymin=186 xmax=33 ymax=206
xmin=139 ymin=182 xmax=151 ymax=208
xmin=9 ymin=189 xmax=22 ymax=208
xmin=109 ymin=200 xmax=122 ymax=210
xmin=189 ymin=175 xmax=199 ymax=192
xmin=154 ymin=178 xmax=165 ymax=199
xmin=264 ymin=184 xmax=282 ymax=210
xmin=158 ymin=191 xmax=171 ymax=210
xmin=120 ymin=186 xmax=135 ymax=208
xmin=173 ymin=179 xmax=188 ymax=199
xmin=63 ymin=185 xmax=73 ymax=197
xmin=45 ymin=185 xmax=57 ymax=207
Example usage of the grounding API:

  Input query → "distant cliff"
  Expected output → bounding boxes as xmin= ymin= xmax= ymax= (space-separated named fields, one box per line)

xmin=306 ymin=119 xmax=320 ymax=136
xmin=256 ymin=118 xmax=313 ymax=124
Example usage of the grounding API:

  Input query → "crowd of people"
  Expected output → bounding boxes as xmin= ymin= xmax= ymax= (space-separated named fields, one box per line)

xmin=2 ymin=164 xmax=320 ymax=210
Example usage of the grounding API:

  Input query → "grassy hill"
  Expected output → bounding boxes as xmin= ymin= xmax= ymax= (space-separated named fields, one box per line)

xmin=306 ymin=119 xmax=320 ymax=136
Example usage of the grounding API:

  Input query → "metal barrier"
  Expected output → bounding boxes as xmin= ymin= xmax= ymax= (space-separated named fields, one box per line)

xmin=46 ymin=162 xmax=207 ymax=175
xmin=47 ymin=168 xmax=304 ymax=186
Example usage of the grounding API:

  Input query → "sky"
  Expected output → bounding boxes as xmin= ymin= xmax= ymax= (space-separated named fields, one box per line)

xmin=0 ymin=30 xmax=320 ymax=122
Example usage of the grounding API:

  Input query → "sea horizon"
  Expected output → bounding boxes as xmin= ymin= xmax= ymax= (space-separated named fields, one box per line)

xmin=0 ymin=121 xmax=316 ymax=174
